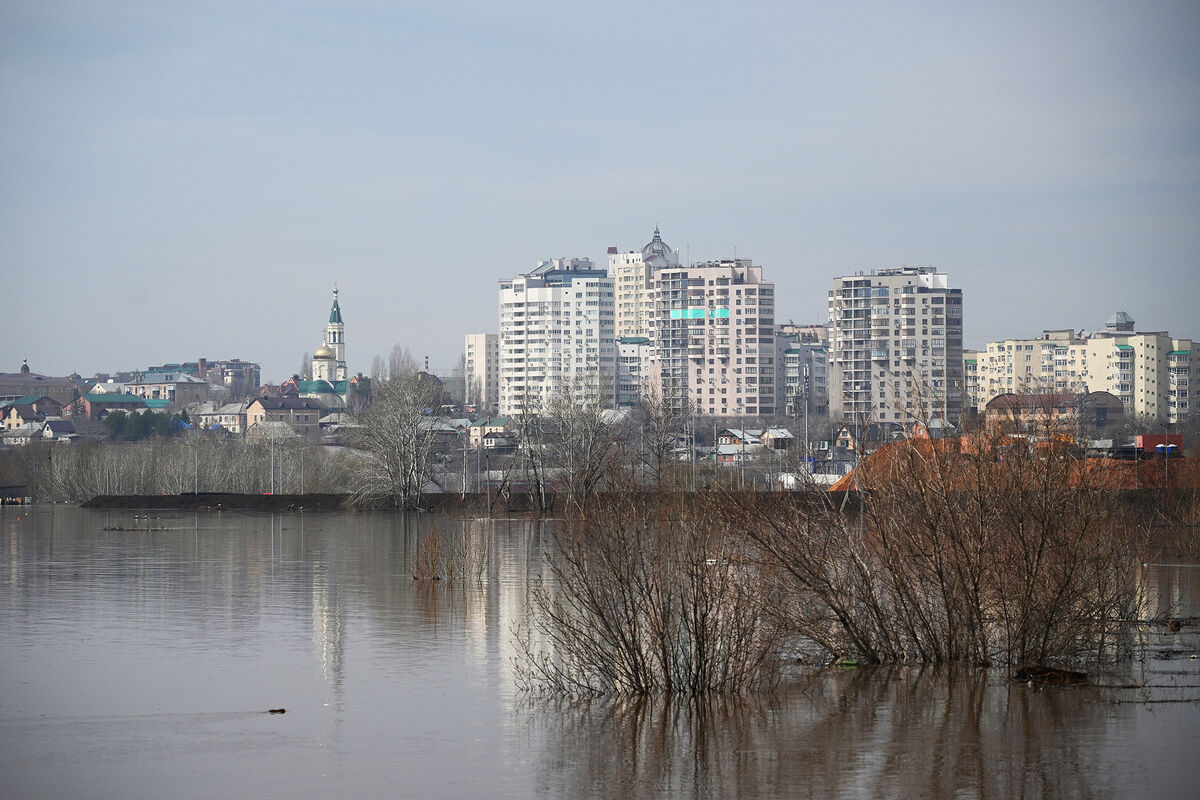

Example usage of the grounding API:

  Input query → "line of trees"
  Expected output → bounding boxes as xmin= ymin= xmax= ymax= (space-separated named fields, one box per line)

xmin=15 ymin=435 xmax=347 ymax=500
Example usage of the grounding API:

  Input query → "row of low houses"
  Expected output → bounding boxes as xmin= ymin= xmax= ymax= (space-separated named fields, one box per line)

xmin=0 ymin=387 xmax=345 ymax=446
xmin=1 ymin=395 xmax=77 ymax=445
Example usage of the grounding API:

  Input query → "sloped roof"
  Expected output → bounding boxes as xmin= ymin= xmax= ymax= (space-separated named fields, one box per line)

xmin=133 ymin=372 xmax=205 ymax=384
xmin=829 ymin=438 xmax=1200 ymax=492
xmin=251 ymin=396 xmax=323 ymax=411
xmin=80 ymin=393 xmax=146 ymax=405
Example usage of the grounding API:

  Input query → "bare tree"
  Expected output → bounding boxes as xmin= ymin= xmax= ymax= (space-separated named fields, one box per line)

xmin=516 ymin=486 xmax=783 ymax=697
xmin=389 ymin=344 xmax=419 ymax=379
xmin=346 ymin=371 xmax=442 ymax=509
xmin=544 ymin=374 xmax=625 ymax=515
xmin=498 ymin=382 xmax=551 ymax=513
xmin=726 ymin=429 xmax=1149 ymax=669
xmin=637 ymin=385 xmax=691 ymax=489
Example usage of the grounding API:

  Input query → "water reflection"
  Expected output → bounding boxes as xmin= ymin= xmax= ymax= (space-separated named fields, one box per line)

xmin=1 ymin=507 xmax=1197 ymax=800
xmin=531 ymin=666 xmax=1198 ymax=799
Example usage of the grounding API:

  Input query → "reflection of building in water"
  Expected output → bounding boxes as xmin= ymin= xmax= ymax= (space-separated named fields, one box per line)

xmin=494 ymin=518 xmax=555 ymax=699
xmin=1137 ymin=564 xmax=1200 ymax=620
xmin=311 ymin=569 xmax=347 ymax=691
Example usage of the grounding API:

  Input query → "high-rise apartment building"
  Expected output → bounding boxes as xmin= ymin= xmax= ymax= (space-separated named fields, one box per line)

xmin=653 ymin=258 xmax=776 ymax=417
xmin=464 ymin=333 xmax=499 ymax=412
xmin=497 ymin=258 xmax=615 ymax=416
xmin=777 ymin=339 xmax=829 ymax=419
xmin=828 ymin=267 xmax=963 ymax=425
xmin=975 ymin=329 xmax=1088 ymax=403
xmin=615 ymin=336 xmax=654 ymax=408
xmin=610 ymin=227 xmax=679 ymax=340
xmin=970 ymin=313 xmax=1196 ymax=425
xmin=1083 ymin=329 xmax=1195 ymax=425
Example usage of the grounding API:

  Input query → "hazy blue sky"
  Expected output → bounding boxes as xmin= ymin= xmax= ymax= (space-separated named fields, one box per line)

xmin=3 ymin=0 xmax=1198 ymax=383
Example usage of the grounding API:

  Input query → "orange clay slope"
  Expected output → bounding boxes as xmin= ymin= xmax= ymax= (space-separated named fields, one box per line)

xmin=829 ymin=438 xmax=1200 ymax=493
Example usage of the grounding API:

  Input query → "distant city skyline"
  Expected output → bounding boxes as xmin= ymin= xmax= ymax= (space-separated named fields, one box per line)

xmin=3 ymin=1 xmax=1198 ymax=383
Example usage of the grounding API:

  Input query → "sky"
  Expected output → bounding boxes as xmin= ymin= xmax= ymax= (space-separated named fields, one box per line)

xmin=2 ymin=0 xmax=1198 ymax=383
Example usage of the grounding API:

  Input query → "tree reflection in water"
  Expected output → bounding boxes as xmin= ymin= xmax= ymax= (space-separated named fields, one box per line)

xmin=528 ymin=666 xmax=1162 ymax=799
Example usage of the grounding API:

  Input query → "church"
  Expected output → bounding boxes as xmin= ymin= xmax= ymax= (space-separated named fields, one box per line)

xmin=282 ymin=286 xmax=362 ymax=411
xmin=311 ymin=285 xmax=347 ymax=383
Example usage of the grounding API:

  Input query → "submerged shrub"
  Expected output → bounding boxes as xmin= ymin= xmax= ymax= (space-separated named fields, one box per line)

xmin=731 ymin=435 xmax=1149 ymax=669
xmin=516 ymin=491 xmax=782 ymax=697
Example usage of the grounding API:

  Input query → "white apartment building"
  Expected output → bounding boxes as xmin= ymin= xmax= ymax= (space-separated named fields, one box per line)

xmin=464 ymin=333 xmax=499 ymax=412
xmin=498 ymin=258 xmax=616 ymax=416
xmin=971 ymin=313 xmax=1196 ymax=425
xmin=777 ymin=339 xmax=830 ymax=419
xmin=975 ymin=329 xmax=1089 ymax=404
xmin=1084 ymin=330 xmax=1195 ymax=425
xmin=653 ymin=258 xmax=776 ymax=417
xmin=609 ymin=227 xmax=680 ymax=341
xmin=616 ymin=336 xmax=655 ymax=408
xmin=828 ymin=267 xmax=964 ymax=425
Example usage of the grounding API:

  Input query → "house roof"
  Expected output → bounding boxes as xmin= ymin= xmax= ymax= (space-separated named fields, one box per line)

xmin=247 ymin=420 xmax=301 ymax=437
xmin=9 ymin=394 xmax=54 ymax=406
xmin=132 ymin=372 xmax=206 ymax=384
xmin=5 ymin=404 xmax=44 ymax=421
xmin=251 ymin=396 xmax=323 ymax=411
xmin=829 ymin=438 xmax=1200 ymax=493
xmin=80 ymin=393 xmax=146 ymax=405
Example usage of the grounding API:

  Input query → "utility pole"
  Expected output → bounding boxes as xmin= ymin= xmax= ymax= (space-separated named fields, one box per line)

xmin=803 ymin=364 xmax=810 ymax=478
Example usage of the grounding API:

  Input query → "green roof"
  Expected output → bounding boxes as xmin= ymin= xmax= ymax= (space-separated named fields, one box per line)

xmin=143 ymin=399 xmax=172 ymax=410
xmin=298 ymin=379 xmax=348 ymax=394
xmin=329 ymin=297 xmax=342 ymax=324
xmin=1168 ymin=350 xmax=1190 ymax=356
xmin=81 ymin=393 xmax=146 ymax=404
xmin=1115 ymin=344 xmax=1133 ymax=350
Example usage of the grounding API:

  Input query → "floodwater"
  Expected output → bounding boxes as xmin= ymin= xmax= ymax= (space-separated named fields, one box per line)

xmin=1 ymin=506 xmax=1198 ymax=799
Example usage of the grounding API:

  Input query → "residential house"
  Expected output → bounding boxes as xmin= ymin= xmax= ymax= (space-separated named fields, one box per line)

xmin=64 ymin=393 xmax=148 ymax=420
xmin=198 ymin=402 xmax=249 ymax=435
xmin=246 ymin=397 xmax=322 ymax=438
xmin=1 ymin=395 xmax=65 ymax=431
xmin=42 ymin=419 xmax=77 ymax=442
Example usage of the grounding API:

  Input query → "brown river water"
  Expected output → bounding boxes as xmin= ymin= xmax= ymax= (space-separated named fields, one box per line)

xmin=2 ymin=506 xmax=1198 ymax=799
